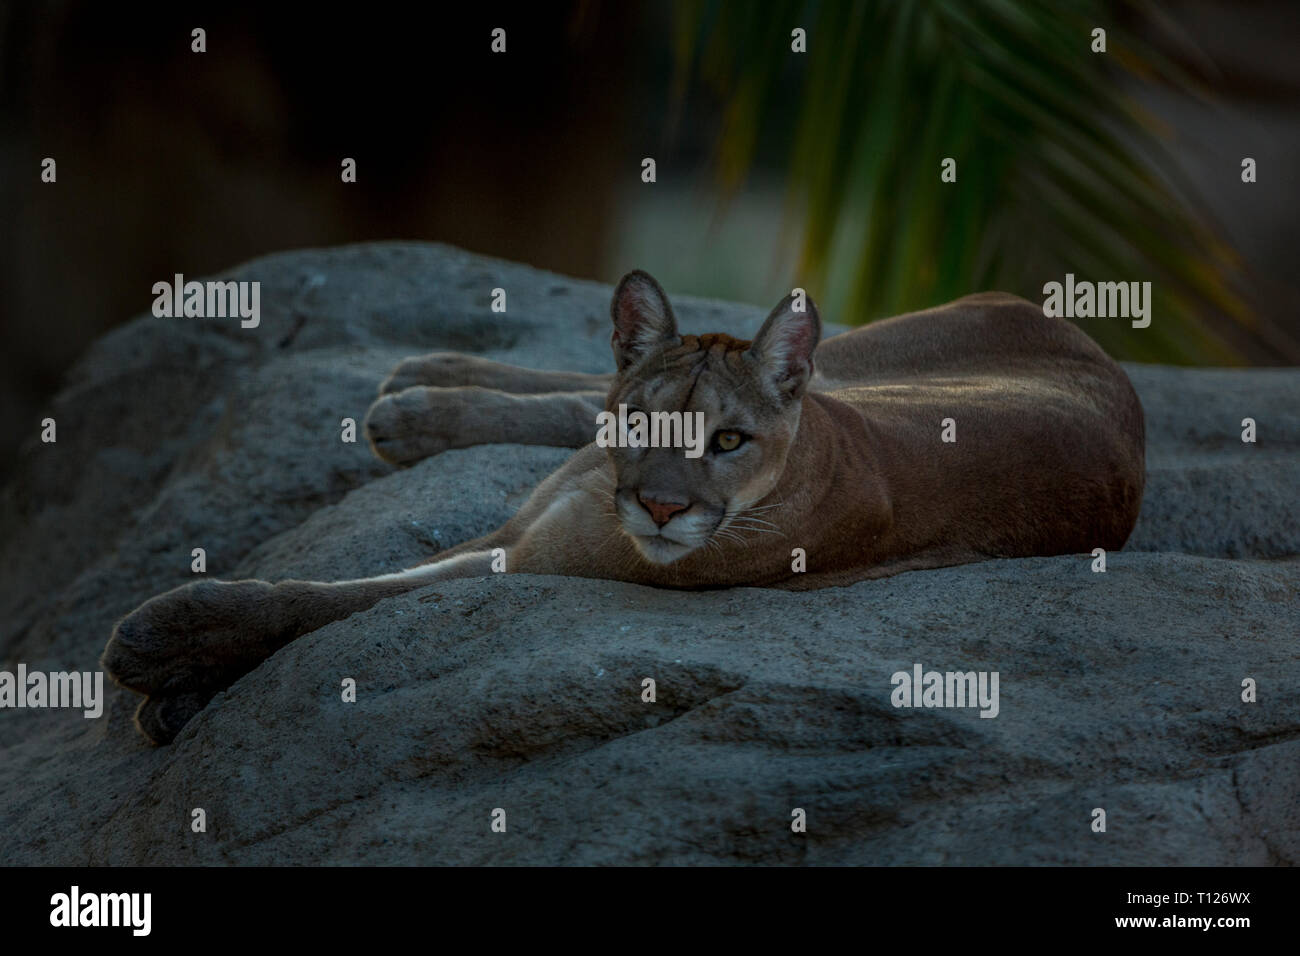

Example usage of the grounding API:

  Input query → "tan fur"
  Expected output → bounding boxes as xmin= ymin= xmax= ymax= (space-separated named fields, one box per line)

xmin=103 ymin=272 xmax=1144 ymax=743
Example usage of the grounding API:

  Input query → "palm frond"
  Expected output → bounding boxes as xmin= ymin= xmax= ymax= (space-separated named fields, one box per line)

xmin=673 ymin=0 xmax=1252 ymax=363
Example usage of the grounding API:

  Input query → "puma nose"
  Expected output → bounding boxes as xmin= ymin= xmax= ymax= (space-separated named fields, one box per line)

xmin=638 ymin=494 xmax=689 ymax=527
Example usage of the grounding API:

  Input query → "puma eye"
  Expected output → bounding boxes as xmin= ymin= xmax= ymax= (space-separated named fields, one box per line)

xmin=713 ymin=430 xmax=745 ymax=453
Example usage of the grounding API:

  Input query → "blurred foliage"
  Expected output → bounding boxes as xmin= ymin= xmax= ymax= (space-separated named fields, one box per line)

xmin=672 ymin=0 xmax=1252 ymax=362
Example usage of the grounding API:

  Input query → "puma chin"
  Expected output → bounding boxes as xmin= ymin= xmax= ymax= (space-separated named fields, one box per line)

xmin=613 ymin=491 xmax=724 ymax=563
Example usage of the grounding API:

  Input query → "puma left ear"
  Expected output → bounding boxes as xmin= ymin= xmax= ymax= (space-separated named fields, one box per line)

xmin=749 ymin=290 xmax=821 ymax=400
xmin=610 ymin=270 xmax=678 ymax=371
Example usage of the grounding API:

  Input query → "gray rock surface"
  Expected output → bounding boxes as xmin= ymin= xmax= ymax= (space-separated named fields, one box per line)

xmin=1 ymin=241 xmax=1297 ymax=865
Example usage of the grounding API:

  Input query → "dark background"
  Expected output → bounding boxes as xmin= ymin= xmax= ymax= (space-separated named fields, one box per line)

xmin=3 ymin=0 xmax=1299 ymax=478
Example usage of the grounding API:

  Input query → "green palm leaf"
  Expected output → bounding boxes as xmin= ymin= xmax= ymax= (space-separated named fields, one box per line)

xmin=673 ymin=0 xmax=1252 ymax=363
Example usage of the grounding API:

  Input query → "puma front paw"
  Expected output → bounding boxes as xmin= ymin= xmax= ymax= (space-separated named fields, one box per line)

xmin=363 ymin=386 xmax=465 ymax=466
xmin=102 ymin=579 xmax=286 ymax=742
xmin=379 ymin=352 xmax=480 ymax=395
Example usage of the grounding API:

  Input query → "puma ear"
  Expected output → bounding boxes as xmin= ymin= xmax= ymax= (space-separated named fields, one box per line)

xmin=610 ymin=270 xmax=678 ymax=371
xmin=749 ymin=290 xmax=821 ymax=400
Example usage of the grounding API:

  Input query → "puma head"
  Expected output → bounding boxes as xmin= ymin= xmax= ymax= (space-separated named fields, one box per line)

xmin=606 ymin=270 xmax=821 ymax=565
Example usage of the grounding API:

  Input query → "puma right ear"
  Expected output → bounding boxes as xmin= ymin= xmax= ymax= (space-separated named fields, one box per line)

xmin=749 ymin=290 xmax=822 ymax=400
xmin=610 ymin=270 xmax=678 ymax=371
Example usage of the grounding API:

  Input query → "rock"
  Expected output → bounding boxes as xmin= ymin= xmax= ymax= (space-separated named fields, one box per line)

xmin=1 ymin=241 xmax=1296 ymax=865
xmin=1125 ymin=365 xmax=1299 ymax=557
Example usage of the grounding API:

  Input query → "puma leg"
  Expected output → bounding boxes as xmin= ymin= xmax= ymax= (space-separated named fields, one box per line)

xmin=364 ymin=385 xmax=603 ymax=465
xmin=103 ymin=551 xmax=502 ymax=744
xmin=380 ymin=351 xmax=612 ymax=395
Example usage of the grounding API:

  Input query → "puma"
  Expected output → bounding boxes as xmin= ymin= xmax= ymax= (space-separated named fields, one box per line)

xmin=102 ymin=271 xmax=1144 ymax=743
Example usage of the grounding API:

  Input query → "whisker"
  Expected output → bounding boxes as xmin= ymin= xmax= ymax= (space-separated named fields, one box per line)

xmin=728 ymin=520 xmax=782 ymax=533
xmin=729 ymin=515 xmax=780 ymax=530
xmin=729 ymin=524 xmax=783 ymax=535
xmin=728 ymin=513 xmax=784 ymax=528
xmin=721 ymin=522 xmax=786 ymax=540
